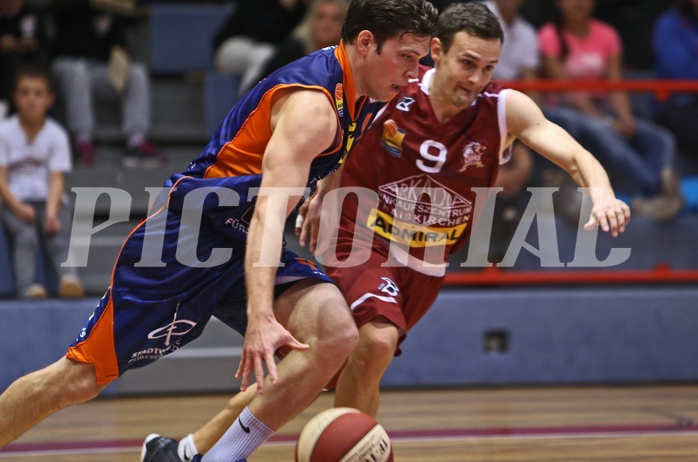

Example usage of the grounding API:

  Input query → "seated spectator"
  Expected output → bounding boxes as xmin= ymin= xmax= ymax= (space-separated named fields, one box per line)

xmin=213 ymin=0 xmax=309 ymax=96
xmin=0 ymin=64 xmax=84 ymax=299
xmin=0 ymin=0 xmax=48 ymax=116
xmin=260 ymin=0 xmax=348 ymax=79
xmin=538 ymin=0 xmax=683 ymax=221
xmin=50 ymin=0 xmax=162 ymax=168
xmin=652 ymin=0 xmax=698 ymax=172
xmin=482 ymin=0 xmax=538 ymax=249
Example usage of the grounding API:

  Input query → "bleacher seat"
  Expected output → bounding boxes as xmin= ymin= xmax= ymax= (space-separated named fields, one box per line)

xmin=204 ymin=72 xmax=241 ymax=134
xmin=0 ymin=224 xmax=58 ymax=298
xmin=148 ymin=3 xmax=235 ymax=74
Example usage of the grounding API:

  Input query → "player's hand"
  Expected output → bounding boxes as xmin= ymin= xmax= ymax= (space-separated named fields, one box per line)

xmin=584 ymin=196 xmax=630 ymax=237
xmin=295 ymin=194 xmax=323 ymax=254
xmin=235 ymin=315 xmax=309 ymax=394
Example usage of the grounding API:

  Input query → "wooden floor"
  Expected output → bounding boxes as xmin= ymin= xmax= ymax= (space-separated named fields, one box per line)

xmin=2 ymin=385 xmax=698 ymax=461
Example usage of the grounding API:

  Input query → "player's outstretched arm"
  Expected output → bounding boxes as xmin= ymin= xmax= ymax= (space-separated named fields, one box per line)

xmin=505 ymin=90 xmax=630 ymax=237
xmin=238 ymin=89 xmax=337 ymax=393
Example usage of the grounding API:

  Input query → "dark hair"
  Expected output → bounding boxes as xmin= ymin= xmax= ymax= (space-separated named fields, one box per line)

xmin=436 ymin=2 xmax=504 ymax=53
xmin=676 ymin=0 xmax=698 ymax=20
xmin=14 ymin=63 xmax=53 ymax=92
xmin=341 ymin=0 xmax=438 ymax=52
xmin=552 ymin=0 xmax=597 ymax=62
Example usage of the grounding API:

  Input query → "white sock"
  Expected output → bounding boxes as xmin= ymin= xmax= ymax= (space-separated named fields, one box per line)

xmin=202 ymin=407 xmax=274 ymax=461
xmin=178 ymin=434 xmax=199 ymax=461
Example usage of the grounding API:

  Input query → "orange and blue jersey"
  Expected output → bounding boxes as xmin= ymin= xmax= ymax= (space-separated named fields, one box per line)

xmin=67 ymin=42 xmax=382 ymax=384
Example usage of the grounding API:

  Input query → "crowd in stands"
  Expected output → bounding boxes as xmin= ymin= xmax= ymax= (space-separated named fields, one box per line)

xmin=0 ymin=0 xmax=697 ymax=298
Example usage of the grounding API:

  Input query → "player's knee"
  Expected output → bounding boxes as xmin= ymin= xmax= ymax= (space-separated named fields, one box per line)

xmin=327 ymin=319 xmax=359 ymax=360
xmin=357 ymin=328 xmax=398 ymax=367
xmin=316 ymin=314 xmax=358 ymax=366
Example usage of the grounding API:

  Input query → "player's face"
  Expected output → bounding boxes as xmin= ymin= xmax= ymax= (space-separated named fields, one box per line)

xmin=360 ymin=32 xmax=431 ymax=102
xmin=430 ymin=32 xmax=500 ymax=109
xmin=13 ymin=77 xmax=54 ymax=122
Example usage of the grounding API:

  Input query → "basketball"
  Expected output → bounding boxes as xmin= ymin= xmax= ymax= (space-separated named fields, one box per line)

xmin=295 ymin=407 xmax=393 ymax=462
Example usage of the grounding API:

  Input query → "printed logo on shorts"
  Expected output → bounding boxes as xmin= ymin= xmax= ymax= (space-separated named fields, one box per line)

xmin=147 ymin=318 xmax=197 ymax=346
xmin=378 ymin=277 xmax=399 ymax=297
xmin=129 ymin=305 xmax=198 ymax=364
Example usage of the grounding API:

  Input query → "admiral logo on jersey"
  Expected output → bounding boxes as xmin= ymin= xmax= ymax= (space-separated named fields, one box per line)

xmin=459 ymin=140 xmax=487 ymax=172
xmin=380 ymin=119 xmax=406 ymax=157
xmin=367 ymin=209 xmax=467 ymax=248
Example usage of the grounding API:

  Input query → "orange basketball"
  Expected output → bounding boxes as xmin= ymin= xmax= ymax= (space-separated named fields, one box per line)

xmin=295 ymin=408 xmax=393 ymax=462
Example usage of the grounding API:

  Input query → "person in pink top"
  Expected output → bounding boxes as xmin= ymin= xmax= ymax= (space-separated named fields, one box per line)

xmin=538 ymin=0 xmax=683 ymax=221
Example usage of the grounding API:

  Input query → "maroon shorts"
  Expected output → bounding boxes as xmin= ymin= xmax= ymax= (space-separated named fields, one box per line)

xmin=324 ymin=238 xmax=444 ymax=355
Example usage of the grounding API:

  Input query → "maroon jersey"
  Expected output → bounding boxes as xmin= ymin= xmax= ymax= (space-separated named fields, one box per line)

xmin=336 ymin=67 xmax=511 ymax=275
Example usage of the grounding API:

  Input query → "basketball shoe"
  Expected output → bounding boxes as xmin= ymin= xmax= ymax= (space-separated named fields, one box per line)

xmin=141 ymin=434 xmax=201 ymax=462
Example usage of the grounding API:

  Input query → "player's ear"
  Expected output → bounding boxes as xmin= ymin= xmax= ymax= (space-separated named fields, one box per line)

xmin=356 ymin=30 xmax=374 ymax=56
xmin=430 ymin=37 xmax=444 ymax=64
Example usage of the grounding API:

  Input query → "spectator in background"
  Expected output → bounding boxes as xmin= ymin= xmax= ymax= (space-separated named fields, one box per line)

xmin=538 ymin=0 xmax=683 ymax=221
xmin=653 ymin=0 xmax=698 ymax=172
xmin=260 ymin=0 xmax=349 ymax=79
xmin=0 ymin=64 xmax=84 ymax=300
xmin=51 ymin=0 xmax=162 ymax=168
xmin=0 ymin=0 xmax=48 ymax=116
xmin=483 ymin=0 xmax=536 ymax=254
xmin=213 ymin=0 xmax=309 ymax=96
xmin=592 ymin=0 xmax=673 ymax=71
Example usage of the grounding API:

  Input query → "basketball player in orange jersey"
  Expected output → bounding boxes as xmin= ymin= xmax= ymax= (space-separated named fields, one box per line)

xmin=0 ymin=1 xmax=438 ymax=461
xmin=140 ymin=3 xmax=630 ymax=460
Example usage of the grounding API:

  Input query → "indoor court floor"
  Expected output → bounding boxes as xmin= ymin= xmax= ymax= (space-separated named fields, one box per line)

xmin=1 ymin=384 xmax=697 ymax=461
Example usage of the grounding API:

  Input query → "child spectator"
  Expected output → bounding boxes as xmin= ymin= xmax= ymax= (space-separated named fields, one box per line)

xmin=0 ymin=64 xmax=84 ymax=299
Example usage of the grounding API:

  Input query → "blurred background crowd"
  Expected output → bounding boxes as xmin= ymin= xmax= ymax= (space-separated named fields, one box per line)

xmin=1 ymin=0 xmax=697 ymax=299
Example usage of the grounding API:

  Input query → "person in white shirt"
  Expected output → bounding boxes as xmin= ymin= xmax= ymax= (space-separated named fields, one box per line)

xmin=0 ymin=64 xmax=84 ymax=299
xmin=484 ymin=0 xmax=539 ymax=82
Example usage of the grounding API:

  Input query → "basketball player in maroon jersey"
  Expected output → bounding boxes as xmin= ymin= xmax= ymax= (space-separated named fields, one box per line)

xmin=298 ymin=1 xmax=630 ymax=417
xmin=141 ymin=3 xmax=630 ymax=458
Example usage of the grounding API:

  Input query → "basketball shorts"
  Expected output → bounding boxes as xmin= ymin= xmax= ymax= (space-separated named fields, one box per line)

xmin=324 ymin=237 xmax=444 ymax=356
xmin=67 ymin=177 xmax=333 ymax=385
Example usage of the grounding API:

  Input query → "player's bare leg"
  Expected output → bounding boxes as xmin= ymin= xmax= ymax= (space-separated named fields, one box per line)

xmin=334 ymin=319 xmax=399 ymax=417
xmin=144 ymin=279 xmax=359 ymax=461
xmin=244 ymin=279 xmax=357 ymax=429
xmin=143 ymin=280 xmax=355 ymax=461
xmin=0 ymin=356 xmax=107 ymax=447
xmin=189 ymin=385 xmax=257 ymax=453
